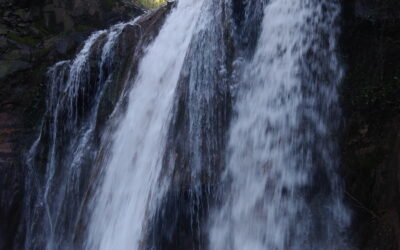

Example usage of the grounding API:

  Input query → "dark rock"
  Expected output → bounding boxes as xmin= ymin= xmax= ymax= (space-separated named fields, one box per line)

xmin=0 ymin=24 xmax=8 ymax=35
xmin=341 ymin=0 xmax=400 ymax=249
xmin=354 ymin=0 xmax=400 ymax=21
xmin=0 ymin=59 xmax=31 ymax=79
xmin=55 ymin=37 xmax=74 ymax=55
xmin=1 ymin=48 xmax=30 ymax=60
xmin=14 ymin=8 xmax=31 ymax=21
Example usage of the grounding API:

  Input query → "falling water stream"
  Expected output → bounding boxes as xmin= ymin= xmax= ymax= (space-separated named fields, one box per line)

xmin=24 ymin=0 xmax=352 ymax=249
xmin=209 ymin=1 xmax=350 ymax=250
xmin=25 ymin=20 xmax=138 ymax=250
xmin=85 ymin=0 xmax=203 ymax=248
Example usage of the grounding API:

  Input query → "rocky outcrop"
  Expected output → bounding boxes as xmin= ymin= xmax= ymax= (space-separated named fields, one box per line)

xmin=341 ymin=0 xmax=400 ymax=249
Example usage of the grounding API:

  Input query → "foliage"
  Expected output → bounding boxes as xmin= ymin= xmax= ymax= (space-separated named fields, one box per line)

xmin=135 ymin=0 xmax=166 ymax=10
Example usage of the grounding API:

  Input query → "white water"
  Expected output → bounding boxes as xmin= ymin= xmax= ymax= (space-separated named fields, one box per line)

xmin=85 ymin=1 xmax=204 ymax=249
xmin=209 ymin=0 xmax=350 ymax=250
xmin=24 ymin=0 xmax=354 ymax=249
xmin=25 ymin=20 xmax=136 ymax=250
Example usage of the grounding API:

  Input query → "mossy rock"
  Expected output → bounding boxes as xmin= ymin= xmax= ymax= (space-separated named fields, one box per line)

xmin=7 ymin=33 xmax=40 ymax=47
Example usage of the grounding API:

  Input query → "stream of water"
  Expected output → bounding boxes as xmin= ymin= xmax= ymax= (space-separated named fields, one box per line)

xmin=24 ymin=0 xmax=351 ymax=249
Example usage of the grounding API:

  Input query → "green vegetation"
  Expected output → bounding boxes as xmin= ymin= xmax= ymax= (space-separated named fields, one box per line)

xmin=33 ymin=21 xmax=52 ymax=36
xmin=7 ymin=33 xmax=41 ymax=46
xmin=101 ymin=0 xmax=166 ymax=11
xmin=135 ymin=0 xmax=166 ymax=9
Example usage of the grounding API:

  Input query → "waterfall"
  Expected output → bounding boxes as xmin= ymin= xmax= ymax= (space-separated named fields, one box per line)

xmin=209 ymin=0 xmax=351 ymax=250
xmin=24 ymin=20 xmax=138 ymax=250
xmin=22 ymin=0 xmax=353 ymax=249
xmin=146 ymin=0 xmax=232 ymax=248
xmin=84 ymin=0 xmax=204 ymax=249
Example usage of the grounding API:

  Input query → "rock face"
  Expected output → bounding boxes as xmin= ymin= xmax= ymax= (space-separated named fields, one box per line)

xmin=0 ymin=0 xmax=142 ymax=34
xmin=341 ymin=0 xmax=400 ymax=249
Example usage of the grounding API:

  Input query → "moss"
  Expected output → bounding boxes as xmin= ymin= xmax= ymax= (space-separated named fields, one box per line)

xmin=135 ymin=0 xmax=167 ymax=10
xmin=59 ymin=29 xmax=73 ymax=37
xmin=7 ymin=33 xmax=41 ymax=47
xmin=33 ymin=21 xmax=53 ymax=36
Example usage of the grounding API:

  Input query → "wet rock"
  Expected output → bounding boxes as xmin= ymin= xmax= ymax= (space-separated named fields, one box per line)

xmin=55 ymin=37 xmax=75 ymax=55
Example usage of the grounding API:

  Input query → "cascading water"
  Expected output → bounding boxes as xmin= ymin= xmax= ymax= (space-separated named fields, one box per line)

xmin=209 ymin=0 xmax=351 ymax=250
xmin=146 ymin=0 xmax=232 ymax=248
xmin=84 ymin=0 xmax=204 ymax=249
xmin=24 ymin=20 xmax=138 ymax=250
xmin=22 ymin=0 xmax=353 ymax=249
